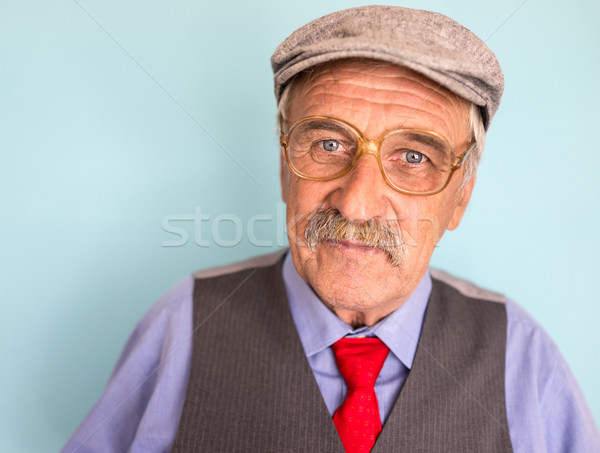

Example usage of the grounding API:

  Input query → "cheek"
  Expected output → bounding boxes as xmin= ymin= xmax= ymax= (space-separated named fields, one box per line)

xmin=285 ymin=178 xmax=333 ymax=215
xmin=283 ymin=179 xmax=329 ymax=242
xmin=395 ymin=197 xmax=458 ymax=249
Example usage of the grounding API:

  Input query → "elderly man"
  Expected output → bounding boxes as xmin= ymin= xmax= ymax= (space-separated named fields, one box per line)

xmin=64 ymin=6 xmax=599 ymax=453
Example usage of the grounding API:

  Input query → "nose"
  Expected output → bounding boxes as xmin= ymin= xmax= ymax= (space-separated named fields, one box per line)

xmin=330 ymin=152 xmax=389 ymax=222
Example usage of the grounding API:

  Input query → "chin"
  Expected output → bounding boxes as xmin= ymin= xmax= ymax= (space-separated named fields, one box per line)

xmin=307 ymin=247 xmax=395 ymax=300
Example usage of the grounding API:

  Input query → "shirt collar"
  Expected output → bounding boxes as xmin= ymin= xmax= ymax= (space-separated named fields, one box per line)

xmin=282 ymin=252 xmax=431 ymax=369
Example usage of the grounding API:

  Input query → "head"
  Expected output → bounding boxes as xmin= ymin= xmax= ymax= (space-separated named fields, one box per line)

xmin=271 ymin=6 xmax=502 ymax=327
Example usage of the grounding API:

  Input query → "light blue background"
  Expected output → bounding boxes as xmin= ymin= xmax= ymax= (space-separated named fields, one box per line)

xmin=1 ymin=1 xmax=599 ymax=451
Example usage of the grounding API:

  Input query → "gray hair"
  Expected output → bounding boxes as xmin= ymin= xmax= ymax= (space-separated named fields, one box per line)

xmin=463 ymin=102 xmax=485 ymax=186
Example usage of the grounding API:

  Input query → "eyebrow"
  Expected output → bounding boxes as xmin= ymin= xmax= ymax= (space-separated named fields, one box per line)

xmin=307 ymin=120 xmax=350 ymax=133
xmin=402 ymin=132 xmax=449 ymax=155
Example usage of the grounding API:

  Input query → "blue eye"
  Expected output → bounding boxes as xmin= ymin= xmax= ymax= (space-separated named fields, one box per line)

xmin=405 ymin=151 xmax=426 ymax=164
xmin=321 ymin=140 xmax=340 ymax=152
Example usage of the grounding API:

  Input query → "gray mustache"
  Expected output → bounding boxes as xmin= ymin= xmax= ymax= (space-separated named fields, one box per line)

xmin=304 ymin=208 xmax=405 ymax=266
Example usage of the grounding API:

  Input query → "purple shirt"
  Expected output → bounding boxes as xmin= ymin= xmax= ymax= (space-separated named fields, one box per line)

xmin=63 ymin=253 xmax=600 ymax=452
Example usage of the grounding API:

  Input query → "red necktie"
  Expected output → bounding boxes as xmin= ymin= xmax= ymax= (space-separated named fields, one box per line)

xmin=332 ymin=337 xmax=390 ymax=453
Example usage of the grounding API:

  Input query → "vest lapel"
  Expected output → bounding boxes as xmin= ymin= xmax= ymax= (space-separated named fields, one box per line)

xmin=372 ymin=278 xmax=512 ymax=452
xmin=173 ymin=256 xmax=344 ymax=452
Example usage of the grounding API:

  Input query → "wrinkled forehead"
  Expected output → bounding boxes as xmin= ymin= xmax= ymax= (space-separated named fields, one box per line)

xmin=290 ymin=59 xmax=468 ymax=102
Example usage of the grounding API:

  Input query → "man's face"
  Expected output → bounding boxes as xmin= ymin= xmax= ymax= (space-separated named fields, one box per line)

xmin=280 ymin=60 xmax=475 ymax=326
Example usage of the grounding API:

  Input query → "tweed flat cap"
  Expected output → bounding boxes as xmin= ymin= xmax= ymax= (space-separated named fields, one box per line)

xmin=271 ymin=5 xmax=504 ymax=129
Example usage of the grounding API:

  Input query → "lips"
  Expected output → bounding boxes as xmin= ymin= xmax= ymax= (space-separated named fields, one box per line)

xmin=329 ymin=238 xmax=379 ymax=250
xmin=326 ymin=239 xmax=386 ymax=260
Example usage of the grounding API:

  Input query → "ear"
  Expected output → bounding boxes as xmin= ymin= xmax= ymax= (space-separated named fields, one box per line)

xmin=447 ymin=174 xmax=476 ymax=231
xmin=280 ymin=150 xmax=289 ymax=203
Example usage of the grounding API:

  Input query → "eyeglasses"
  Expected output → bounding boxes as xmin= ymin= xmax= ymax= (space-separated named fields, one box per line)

xmin=280 ymin=116 xmax=475 ymax=196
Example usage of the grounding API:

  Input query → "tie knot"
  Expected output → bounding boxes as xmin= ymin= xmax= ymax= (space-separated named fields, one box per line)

xmin=332 ymin=337 xmax=390 ymax=389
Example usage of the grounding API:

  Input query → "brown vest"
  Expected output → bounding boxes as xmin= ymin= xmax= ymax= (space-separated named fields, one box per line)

xmin=172 ymin=252 xmax=513 ymax=452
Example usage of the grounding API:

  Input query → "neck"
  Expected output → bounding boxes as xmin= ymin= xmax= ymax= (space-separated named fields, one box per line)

xmin=329 ymin=305 xmax=398 ymax=328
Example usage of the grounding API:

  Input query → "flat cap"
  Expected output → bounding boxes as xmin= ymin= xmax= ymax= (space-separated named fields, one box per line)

xmin=271 ymin=5 xmax=504 ymax=129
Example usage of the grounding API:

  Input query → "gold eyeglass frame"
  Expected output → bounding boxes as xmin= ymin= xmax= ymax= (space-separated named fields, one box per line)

xmin=280 ymin=115 xmax=476 ymax=196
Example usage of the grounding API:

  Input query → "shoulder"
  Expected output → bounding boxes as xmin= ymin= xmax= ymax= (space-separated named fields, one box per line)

xmin=504 ymin=299 xmax=600 ymax=450
xmin=130 ymin=249 xmax=287 ymax=344
xmin=503 ymin=297 xmax=568 ymax=388
xmin=431 ymin=270 xmax=600 ymax=450
xmin=430 ymin=268 xmax=506 ymax=303
xmin=503 ymin=297 xmax=578 ymax=409
xmin=115 ymin=275 xmax=194 ymax=362
xmin=63 ymin=276 xmax=196 ymax=452
xmin=429 ymin=268 xmax=508 ymax=335
xmin=142 ymin=275 xmax=194 ymax=323
xmin=190 ymin=250 xmax=288 ymax=314
xmin=192 ymin=249 xmax=287 ymax=279
xmin=429 ymin=268 xmax=566 ymax=373
xmin=501 ymin=298 xmax=600 ymax=451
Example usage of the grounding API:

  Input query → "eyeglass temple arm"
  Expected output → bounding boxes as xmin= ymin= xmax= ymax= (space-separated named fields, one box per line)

xmin=453 ymin=141 xmax=476 ymax=169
